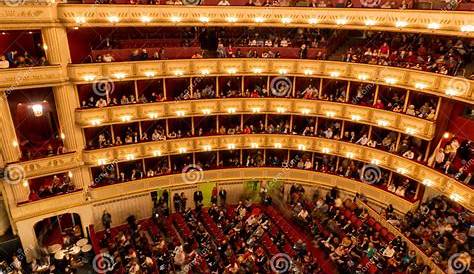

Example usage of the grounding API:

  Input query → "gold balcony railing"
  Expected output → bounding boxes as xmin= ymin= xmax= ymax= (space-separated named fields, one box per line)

xmin=89 ymin=168 xmax=417 ymax=213
xmin=69 ymin=59 xmax=474 ymax=104
xmin=82 ymin=134 xmax=474 ymax=211
xmin=75 ymin=98 xmax=435 ymax=140
xmin=0 ymin=65 xmax=67 ymax=90
xmin=56 ymin=5 xmax=474 ymax=37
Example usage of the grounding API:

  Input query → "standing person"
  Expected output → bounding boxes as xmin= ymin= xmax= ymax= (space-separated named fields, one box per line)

xmin=102 ymin=210 xmax=112 ymax=230
xmin=193 ymin=190 xmax=203 ymax=208
xmin=219 ymin=189 xmax=227 ymax=206
xmin=173 ymin=193 xmax=181 ymax=213
xmin=180 ymin=192 xmax=187 ymax=212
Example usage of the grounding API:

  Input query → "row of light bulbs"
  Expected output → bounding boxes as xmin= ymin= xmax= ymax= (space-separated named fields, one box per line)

xmin=74 ymin=15 xmax=474 ymax=33
xmin=82 ymin=68 xmax=463 ymax=97
xmin=90 ymin=106 xmax=419 ymax=135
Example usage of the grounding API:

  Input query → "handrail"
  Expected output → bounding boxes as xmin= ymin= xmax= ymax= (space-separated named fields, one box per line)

xmin=355 ymin=198 xmax=445 ymax=274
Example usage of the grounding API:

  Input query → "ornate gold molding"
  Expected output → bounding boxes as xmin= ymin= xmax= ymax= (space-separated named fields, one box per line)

xmin=9 ymin=151 xmax=82 ymax=179
xmin=82 ymin=134 xmax=474 ymax=211
xmin=0 ymin=66 xmax=67 ymax=90
xmin=69 ymin=59 xmax=474 ymax=104
xmin=76 ymin=98 xmax=435 ymax=140
xmin=56 ymin=5 xmax=473 ymax=37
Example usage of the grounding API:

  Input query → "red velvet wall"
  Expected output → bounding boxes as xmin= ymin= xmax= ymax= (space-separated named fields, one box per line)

xmin=447 ymin=102 xmax=474 ymax=141
xmin=0 ymin=30 xmax=40 ymax=56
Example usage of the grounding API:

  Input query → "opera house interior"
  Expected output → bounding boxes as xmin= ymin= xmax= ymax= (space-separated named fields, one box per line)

xmin=0 ymin=1 xmax=473 ymax=273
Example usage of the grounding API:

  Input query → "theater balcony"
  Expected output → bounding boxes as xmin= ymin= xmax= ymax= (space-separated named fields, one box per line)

xmin=68 ymin=59 xmax=474 ymax=104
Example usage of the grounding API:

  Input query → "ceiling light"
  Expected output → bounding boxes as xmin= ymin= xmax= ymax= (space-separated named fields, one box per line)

xmin=384 ymin=77 xmax=398 ymax=84
xmin=108 ymin=16 xmax=120 ymax=23
xmin=148 ymin=112 xmax=159 ymax=119
xmin=113 ymin=72 xmax=127 ymax=79
xmin=120 ymin=115 xmax=132 ymax=122
xmin=445 ymin=88 xmax=458 ymax=96
xmin=252 ymin=107 xmax=261 ymax=113
xmin=427 ymin=22 xmax=440 ymax=29
xmin=170 ymin=16 xmax=182 ymax=23
xmin=199 ymin=17 xmax=209 ymax=23
xmin=308 ymin=18 xmax=318 ymax=24
xmin=83 ymin=74 xmax=96 ymax=81
xmin=336 ymin=18 xmax=348 ymax=25
xmin=415 ymin=82 xmax=427 ymax=89
xmin=406 ymin=127 xmax=417 ymax=135
xmin=298 ymin=144 xmax=306 ymax=150
xmin=357 ymin=74 xmax=368 ymax=81
xmin=253 ymin=68 xmax=262 ymax=74
xmin=174 ymin=70 xmax=184 ymax=76
xmin=276 ymin=107 xmax=286 ymax=113
xmin=371 ymin=159 xmax=380 ymax=165
xmin=330 ymin=71 xmax=340 ymax=77
xmin=75 ymin=16 xmax=86 ymax=24
xmin=90 ymin=119 xmax=102 ymax=126
xmin=178 ymin=147 xmax=187 ymax=153
xmin=251 ymin=143 xmax=259 ymax=148
xmin=153 ymin=150 xmax=161 ymax=156
xmin=346 ymin=152 xmax=354 ymax=158
xmin=144 ymin=71 xmax=156 ymax=77
xmin=461 ymin=25 xmax=474 ymax=32
xmin=226 ymin=17 xmax=238 ymax=23
xmin=304 ymin=69 xmax=313 ymax=75
xmin=176 ymin=110 xmax=186 ymax=116
xmin=365 ymin=19 xmax=376 ymax=26
xmin=126 ymin=154 xmax=135 ymax=160
xmin=300 ymin=108 xmax=310 ymax=115
xmin=227 ymin=108 xmax=236 ymax=113
xmin=422 ymin=179 xmax=433 ymax=186
xmin=255 ymin=17 xmax=265 ymax=23
xmin=202 ymin=108 xmax=211 ymax=115
xmin=227 ymin=143 xmax=236 ymax=149
xmin=326 ymin=111 xmax=336 ymax=117
xmin=395 ymin=21 xmax=408 ymax=28
xmin=396 ymin=167 xmax=407 ymax=174
xmin=141 ymin=16 xmax=152 ymax=23
xmin=201 ymin=69 xmax=210 ymax=75
xmin=203 ymin=145 xmax=212 ymax=151
xmin=449 ymin=193 xmax=462 ymax=202
xmin=351 ymin=114 xmax=361 ymax=121
xmin=281 ymin=18 xmax=292 ymax=24
xmin=322 ymin=148 xmax=331 ymax=154
xmin=31 ymin=104 xmax=43 ymax=117
xmin=278 ymin=68 xmax=288 ymax=75
xmin=377 ymin=119 xmax=389 ymax=127
xmin=274 ymin=143 xmax=282 ymax=149
xmin=97 ymin=159 xmax=107 ymax=165
xmin=227 ymin=68 xmax=237 ymax=74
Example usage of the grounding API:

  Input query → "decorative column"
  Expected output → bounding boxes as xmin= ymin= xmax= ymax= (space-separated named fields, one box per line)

xmin=0 ymin=91 xmax=21 ymax=163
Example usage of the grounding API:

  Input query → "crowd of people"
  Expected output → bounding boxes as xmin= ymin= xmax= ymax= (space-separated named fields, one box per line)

xmin=342 ymin=32 xmax=473 ymax=77
xmin=0 ymin=47 xmax=48 ymax=69
xmin=431 ymin=137 xmax=473 ymax=185
xmin=288 ymin=186 xmax=438 ymax=273
xmin=28 ymin=173 xmax=76 ymax=202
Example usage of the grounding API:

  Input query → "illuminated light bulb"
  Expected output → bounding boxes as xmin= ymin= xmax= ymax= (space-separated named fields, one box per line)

xmin=199 ymin=16 xmax=210 ymax=23
xmin=108 ymin=16 xmax=120 ymax=23
xmin=22 ymin=180 xmax=28 ymax=187
xmin=31 ymin=104 xmax=43 ymax=117
xmin=60 ymin=133 xmax=66 ymax=140
xmin=330 ymin=71 xmax=340 ymax=77
xmin=178 ymin=147 xmax=187 ymax=153
xmin=75 ymin=16 xmax=86 ymax=24
xmin=227 ymin=108 xmax=236 ymax=114
xmin=144 ymin=71 xmax=156 ymax=77
xmin=227 ymin=143 xmax=236 ymax=149
xmin=346 ymin=152 xmax=354 ymax=158
xmin=371 ymin=159 xmax=380 ymax=165
xmin=251 ymin=143 xmax=259 ymax=148
xmin=276 ymin=107 xmax=286 ymax=113
xmin=449 ymin=193 xmax=462 ymax=202
xmin=281 ymin=17 xmax=292 ymax=24
xmin=253 ymin=68 xmax=263 ymax=74
xmin=174 ymin=70 xmax=183 ymax=76
xmin=377 ymin=119 xmax=389 ymax=127
xmin=252 ymin=107 xmax=261 ymax=113
xmin=201 ymin=69 xmax=210 ymax=75
xmin=357 ymin=74 xmax=368 ymax=81
xmin=274 ymin=143 xmax=282 ymax=149
xmin=126 ymin=154 xmax=135 ymax=160
xmin=396 ymin=167 xmax=407 ymax=174
xmin=255 ymin=17 xmax=265 ymax=23
xmin=42 ymin=44 xmax=48 ymax=51
xmin=90 ymin=119 xmax=102 ymax=126
xmin=300 ymin=108 xmax=310 ymax=115
xmin=415 ymin=82 xmax=427 ymax=89
xmin=445 ymin=88 xmax=458 ymax=96
xmin=325 ymin=111 xmax=336 ymax=117
xmin=298 ymin=144 xmax=306 ymax=150
xmin=153 ymin=150 xmax=161 ymax=156
xmin=201 ymin=108 xmax=212 ymax=115
xmin=83 ymin=74 xmax=96 ymax=81
xmin=308 ymin=18 xmax=318 ymax=24
xmin=405 ymin=127 xmax=417 ymax=135
xmin=148 ymin=112 xmax=159 ymax=119
xmin=460 ymin=25 xmax=474 ymax=32
xmin=351 ymin=115 xmax=361 ymax=121
xmin=68 ymin=171 xmax=73 ymax=178
xmin=427 ymin=22 xmax=440 ymax=29
xmin=227 ymin=68 xmax=237 ymax=74
xmin=170 ymin=16 xmax=182 ymax=23
xmin=12 ymin=140 xmax=18 ymax=148
xmin=395 ymin=21 xmax=408 ymax=28
xmin=113 ymin=72 xmax=127 ymax=79
xmin=365 ymin=19 xmax=376 ymax=26
xmin=97 ymin=159 xmax=107 ymax=165
xmin=422 ymin=179 xmax=433 ymax=186
xmin=120 ymin=115 xmax=132 ymax=122
xmin=176 ymin=110 xmax=186 ymax=117
xmin=226 ymin=17 xmax=238 ymax=23
xmin=336 ymin=18 xmax=348 ymax=25
xmin=304 ymin=69 xmax=313 ymax=75
xmin=443 ymin=132 xmax=451 ymax=139
xmin=322 ymin=147 xmax=331 ymax=154
xmin=384 ymin=77 xmax=398 ymax=84
xmin=278 ymin=68 xmax=288 ymax=75
xmin=203 ymin=145 xmax=212 ymax=151
xmin=141 ymin=16 xmax=152 ymax=23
